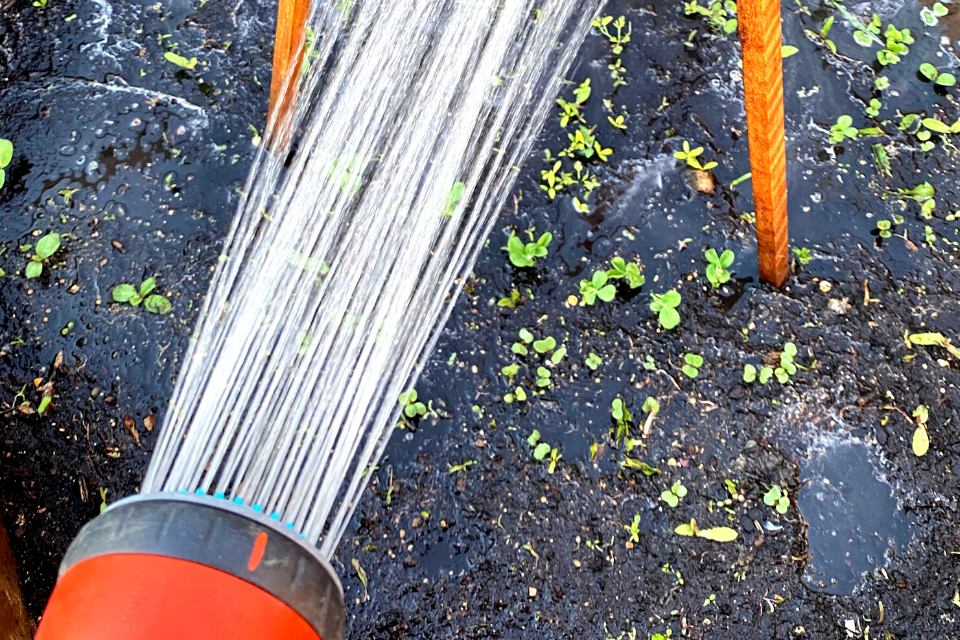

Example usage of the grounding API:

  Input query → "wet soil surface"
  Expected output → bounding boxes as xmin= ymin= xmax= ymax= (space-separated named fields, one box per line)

xmin=2 ymin=0 xmax=960 ymax=638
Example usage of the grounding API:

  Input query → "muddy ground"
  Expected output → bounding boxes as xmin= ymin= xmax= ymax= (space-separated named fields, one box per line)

xmin=1 ymin=0 xmax=959 ymax=638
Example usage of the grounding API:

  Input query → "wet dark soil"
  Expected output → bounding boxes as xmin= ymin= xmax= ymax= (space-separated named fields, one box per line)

xmin=2 ymin=0 xmax=960 ymax=638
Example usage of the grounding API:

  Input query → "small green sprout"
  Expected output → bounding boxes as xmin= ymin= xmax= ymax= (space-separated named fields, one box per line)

xmin=684 ymin=0 xmax=738 ymax=36
xmin=763 ymin=485 xmax=790 ymax=514
xmin=792 ymin=247 xmax=812 ymax=265
xmin=919 ymin=62 xmax=956 ymax=87
xmin=533 ymin=336 xmax=556 ymax=354
xmin=501 ymin=363 xmax=520 ymax=382
xmin=504 ymin=231 xmax=552 ymax=268
xmin=536 ymin=366 xmax=552 ymax=388
xmin=593 ymin=15 xmax=632 ymax=54
xmin=673 ymin=140 xmax=717 ymax=171
xmin=398 ymin=389 xmax=426 ymax=418
xmin=580 ymin=270 xmax=617 ymax=305
xmin=606 ymin=256 xmax=645 ymax=288
xmin=163 ymin=51 xmax=198 ymax=70
xmin=876 ymin=219 xmax=893 ymax=238
xmin=624 ymin=513 xmax=641 ymax=543
xmin=497 ymin=288 xmax=523 ymax=308
xmin=0 ymin=138 xmax=12 ymax=190
xmin=448 ymin=460 xmax=477 ymax=474
xmin=865 ymin=98 xmax=882 ymax=117
xmin=743 ymin=364 xmax=758 ymax=383
xmin=585 ymin=353 xmax=602 ymax=371
xmin=529 ymin=430 xmax=560 ymax=472
xmin=556 ymin=79 xmax=591 ymax=127
xmin=829 ymin=115 xmax=859 ymax=144
xmin=503 ymin=386 xmax=527 ymax=403
xmin=661 ymin=481 xmax=687 ymax=508
xmin=611 ymin=397 xmax=632 ymax=447
xmin=650 ymin=290 xmax=681 ymax=330
xmin=512 ymin=328 xmax=535 ymax=355
xmin=24 ymin=232 xmax=60 ymax=279
xmin=441 ymin=182 xmax=466 ymax=218
xmin=776 ymin=342 xmax=798 ymax=384
xmin=921 ymin=2 xmax=949 ymax=26
xmin=112 ymin=277 xmax=172 ymax=314
xmin=674 ymin=518 xmax=738 ymax=542
xmin=912 ymin=405 xmax=930 ymax=456
xmin=704 ymin=248 xmax=734 ymax=288
xmin=681 ymin=353 xmax=703 ymax=378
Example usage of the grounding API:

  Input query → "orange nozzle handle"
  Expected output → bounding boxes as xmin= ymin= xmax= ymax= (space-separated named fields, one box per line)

xmin=36 ymin=554 xmax=321 ymax=640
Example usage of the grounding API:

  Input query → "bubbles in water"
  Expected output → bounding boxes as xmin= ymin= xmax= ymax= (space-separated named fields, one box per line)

xmin=798 ymin=439 xmax=913 ymax=595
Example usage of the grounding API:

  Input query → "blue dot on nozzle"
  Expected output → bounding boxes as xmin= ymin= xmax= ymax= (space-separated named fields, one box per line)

xmin=195 ymin=489 xmax=206 ymax=495
xmin=233 ymin=497 xmax=244 ymax=505
xmin=252 ymin=505 xmax=263 ymax=512
xmin=214 ymin=492 xmax=225 ymax=499
xmin=285 ymin=523 xmax=295 ymax=529
xmin=178 ymin=489 xmax=188 ymax=494
xmin=270 ymin=513 xmax=280 ymax=520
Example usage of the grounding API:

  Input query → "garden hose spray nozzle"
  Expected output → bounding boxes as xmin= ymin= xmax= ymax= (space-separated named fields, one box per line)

xmin=34 ymin=494 xmax=346 ymax=640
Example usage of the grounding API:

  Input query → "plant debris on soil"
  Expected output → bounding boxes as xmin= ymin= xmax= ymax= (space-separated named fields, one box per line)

xmin=2 ymin=0 xmax=960 ymax=639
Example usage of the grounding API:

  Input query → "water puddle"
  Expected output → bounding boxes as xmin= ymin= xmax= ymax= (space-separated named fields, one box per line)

xmin=798 ymin=439 xmax=913 ymax=595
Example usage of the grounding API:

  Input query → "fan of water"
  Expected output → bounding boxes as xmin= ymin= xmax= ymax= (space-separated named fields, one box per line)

xmin=143 ymin=0 xmax=602 ymax=557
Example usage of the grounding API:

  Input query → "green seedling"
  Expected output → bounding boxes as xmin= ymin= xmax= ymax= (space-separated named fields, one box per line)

xmin=441 ymin=182 xmax=465 ymax=218
xmin=624 ymin=514 xmax=642 ymax=543
xmin=872 ymin=143 xmax=892 ymax=176
xmin=512 ymin=328 xmax=535 ymax=355
xmin=921 ymin=2 xmax=949 ymax=26
xmin=621 ymin=457 xmax=660 ymax=475
xmin=504 ymin=231 xmax=552 ymax=268
xmin=876 ymin=219 xmax=893 ymax=238
xmin=112 ymin=277 xmax=172 ymax=314
xmin=776 ymin=342 xmax=798 ymax=383
xmin=99 ymin=487 xmax=108 ymax=514
xmin=611 ymin=397 xmax=632 ymax=447
xmin=781 ymin=45 xmax=798 ymax=58
xmin=792 ymin=247 xmax=812 ymax=265
xmin=681 ymin=353 xmax=703 ymax=378
xmin=580 ymin=270 xmax=617 ymax=305
xmin=912 ymin=405 xmax=930 ymax=456
xmin=661 ymin=481 xmax=687 ymax=508
xmin=705 ymin=248 xmax=734 ymax=288
xmin=533 ymin=336 xmax=556 ymax=354
xmin=556 ymin=79 xmax=591 ymax=127
xmin=684 ymin=0 xmax=738 ymax=36
xmin=895 ymin=182 xmax=936 ymax=217
xmin=398 ymin=389 xmax=426 ymax=418
xmin=560 ymin=126 xmax=613 ymax=162
xmin=448 ymin=460 xmax=477 ymax=474
xmin=593 ymin=15 xmax=631 ymax=54
xmin=650 ymin=290 xmax=681 ymax=330
xmin=674 ymin=518 xmax=738 ymax=542
xmin=608 ymin=115 xmax=627 ymax=130
xmin=865 ymin=98 xmax=882 ymax=117
xmin=606 ymin=256 xmax=645 ymax=288
xmin=673 ymin=140 xmax=718 ymax=171
xmin=497 ymin=288 xmax=524 ymax=308
xmin=730 ymin=172 xmax=752 ymax=188
xmin=585 ymin=353 xmax=602 ymax=371
xmin=829 ymin=115 xmax=859 ymax=144
xmin=501 ymin=363 xmax=520 ymax=383
xmin=164 ymin=51 xmax=198 ymax=70
xmin=875 ymin=76 xmax=890 ymax=90
xmin=0 ymin=138 xmax=12 ymax=190
xmin=24 ymin=232 xmax=60 ymax=279
xmin=536 ymin=366 xmax=552 ymax=388
xmin=919 ymin=62 xmax=956 ymax=87
xmin=503 ymin=386 xmax=527 ymax=403
xmin=529 ymin=431 xmax=561 ymax=473
xmin=907 ymin=332 xmax=960 ymax=361
xmin=763 ymin=485 xmax=790 ymax=514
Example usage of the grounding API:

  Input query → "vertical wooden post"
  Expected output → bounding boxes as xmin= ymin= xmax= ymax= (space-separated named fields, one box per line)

xmin=268 ymin=0 xmax=313 ymax=147
xmin=738 ymin=0 xmax=790 ymax=287
xmin=0 ymin=523 xmax=34 ymax=640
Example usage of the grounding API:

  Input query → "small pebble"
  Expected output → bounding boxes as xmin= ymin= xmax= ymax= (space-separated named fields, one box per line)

xmin=528 ymin=587 xmax=537 ymax=598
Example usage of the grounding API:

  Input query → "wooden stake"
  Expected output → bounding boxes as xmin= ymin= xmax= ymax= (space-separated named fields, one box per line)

xmin=737 ymin=0 xmax=789 ymax=287
xmin=267 ymin=0 xmax=312 ymax=148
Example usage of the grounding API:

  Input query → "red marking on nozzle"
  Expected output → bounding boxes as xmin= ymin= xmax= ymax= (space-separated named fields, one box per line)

xmin=248 ymin=532 xmax=268 ymax=571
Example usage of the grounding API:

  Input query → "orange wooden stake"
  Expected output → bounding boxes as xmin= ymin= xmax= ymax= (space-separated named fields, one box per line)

xmin=268 ymin=0 xmax=312 ymax=148
xmin=737 ymin=0 xmax=790 ymax=287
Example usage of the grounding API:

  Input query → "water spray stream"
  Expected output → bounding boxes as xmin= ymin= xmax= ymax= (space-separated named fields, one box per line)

xmin=35 ymin=1 xmax=602 ymax=638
